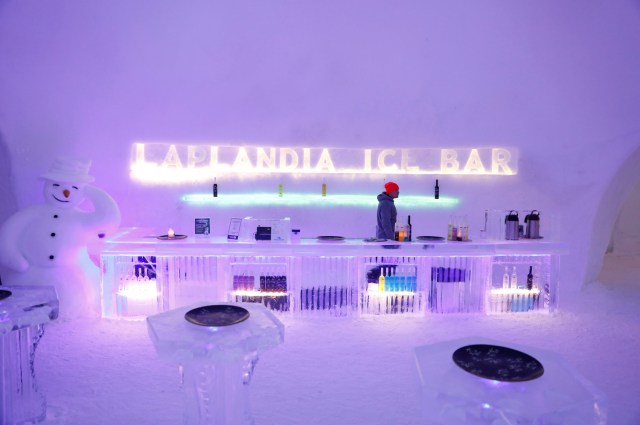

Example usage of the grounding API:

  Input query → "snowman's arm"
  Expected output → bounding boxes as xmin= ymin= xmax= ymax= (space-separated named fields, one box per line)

xmin=0 ymin=209 xmax=33 ymax=272
xmin=81 ymin=186 xmax=121 ymax=236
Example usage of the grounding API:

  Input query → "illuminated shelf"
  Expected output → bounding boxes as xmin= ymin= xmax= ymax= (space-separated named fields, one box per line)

xmin=182 ymin=193 xmax=458 ymax=208
xmin=366 ymin=290 xmax=416 ymax=297
xmin=232 ymin=290 xmax=289 ymax=297
xmin=490 ymin=288 xmax=540 ymax=296
xmin=117 ymin=280 xmax=159 ymax=300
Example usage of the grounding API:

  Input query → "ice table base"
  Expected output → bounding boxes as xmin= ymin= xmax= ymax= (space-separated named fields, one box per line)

xmin=0 ymin=326 xmax=46 ymax=425
xmin=181 ymin=351 xmax=259 ymax=425
xmin=414 ymin=337 xmax=607 ymax=425
xmin=0 ymin=286 xmax=58 ymax=425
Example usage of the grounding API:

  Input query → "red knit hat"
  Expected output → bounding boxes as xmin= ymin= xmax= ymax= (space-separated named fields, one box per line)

xmin=384 ymin=181 xmax=399 ymax=194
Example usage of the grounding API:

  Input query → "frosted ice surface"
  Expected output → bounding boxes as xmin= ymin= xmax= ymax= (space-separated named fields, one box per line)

xmin=414 ymin=336 xmax=607 ymax=425
xmin=0 ymin=285 xmax=59 ymax=333
xmin=147 ymin=301 xmax=284 ymax=363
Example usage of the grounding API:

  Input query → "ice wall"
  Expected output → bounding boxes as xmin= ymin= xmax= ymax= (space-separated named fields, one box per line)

xmin=609 ymin=180 xmax=640 ymax=255
xmin=0 ymin=133 xmax=17 ymax=226
xmin=0 ymin=1 xmax=639 ymax=301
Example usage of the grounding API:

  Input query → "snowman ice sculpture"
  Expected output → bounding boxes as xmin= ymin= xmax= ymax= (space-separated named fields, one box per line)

xmin=0 ymin=158 xmax=120 ymax=317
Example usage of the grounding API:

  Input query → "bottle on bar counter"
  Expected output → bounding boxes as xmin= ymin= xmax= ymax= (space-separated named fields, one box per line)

xmin=463 ymin=215 xmax=469 ymax=241
xmin=448 ymin=215 xmax=458 ymax=241
xmin=527 ymin=266 xmax=534 ymax=290
xmin=406 ymin=215 xmax=412 ymax=242
xmin=435 ymin=179 xmax=440 ymax=199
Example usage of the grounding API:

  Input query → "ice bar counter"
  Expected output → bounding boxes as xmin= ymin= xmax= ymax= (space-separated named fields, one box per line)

xmin=98 ymin=228 xmax=563 ymax=319
xmin=414 ymin=337 xmax=607 ymax=424
xmin=0 ymin=286 xmax=59 ymax=425
xmin=146 ymin=302 xmax=284 ymax=425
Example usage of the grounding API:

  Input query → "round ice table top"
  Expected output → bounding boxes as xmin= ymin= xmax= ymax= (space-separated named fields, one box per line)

xmin=0 ymin=285 xmax=59 ymax=334
xmin=414 ymin=337 xmax=607 ymax=422
xmin=146 ymin=302 xmax=284 ymax=364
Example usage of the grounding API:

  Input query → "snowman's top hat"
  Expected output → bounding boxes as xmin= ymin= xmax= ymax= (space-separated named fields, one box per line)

xmin=39 ymin=157 xmax=95 ymax=184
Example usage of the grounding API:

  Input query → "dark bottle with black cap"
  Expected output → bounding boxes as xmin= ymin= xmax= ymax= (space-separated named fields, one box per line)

xmin=406 ymin=215 xmax=412 ymax=242
xmin=527 ymin=266 xmax=534 ymax=290
xmin=434 ymin=179 xmax=440 ymax=199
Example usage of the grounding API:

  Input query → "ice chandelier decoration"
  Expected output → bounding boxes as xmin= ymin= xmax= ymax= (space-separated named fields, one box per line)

xmin=181 ymin=193 xmax=459 ymax=208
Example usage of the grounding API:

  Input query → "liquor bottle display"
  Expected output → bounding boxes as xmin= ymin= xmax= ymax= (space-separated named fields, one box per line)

xmin=406 ymin=215 xmax=412 ymax=242
xmin=435 ymin=179 xmax=440 ymax=199
xmin=527 ymin=266 xmax=534 ymax=290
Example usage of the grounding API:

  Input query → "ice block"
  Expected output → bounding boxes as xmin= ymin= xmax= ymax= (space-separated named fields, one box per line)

xmin=147 ymin=302 xmax=284 ymax=425
xmin=0 ymin=285 xmax=59 ymax=425
xmin=414 ymin=337 xmax=607 ymax=425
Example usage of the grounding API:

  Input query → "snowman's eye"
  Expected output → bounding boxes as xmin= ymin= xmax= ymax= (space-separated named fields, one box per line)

xmin=53 ymin=184 xmax=60 ymax=187
xmin=72 ymin=186 xmax=79 ymax=190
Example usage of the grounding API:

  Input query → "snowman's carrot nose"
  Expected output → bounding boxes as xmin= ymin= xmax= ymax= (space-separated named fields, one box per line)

xmin=63 ymin=189 xmax=70 ymax=198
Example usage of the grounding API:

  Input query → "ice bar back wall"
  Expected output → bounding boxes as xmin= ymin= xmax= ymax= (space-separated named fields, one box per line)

xmin=1 ymin=1 xmax=639 ymax=305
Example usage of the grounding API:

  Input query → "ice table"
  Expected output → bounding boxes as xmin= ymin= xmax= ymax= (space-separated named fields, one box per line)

xmin=147 ymin=302 xmax=284 ymax=425
xmin=414 ymin=337 xmax=607 ymax=425
xmin=0 ymin=286 xmax=59 ymax=425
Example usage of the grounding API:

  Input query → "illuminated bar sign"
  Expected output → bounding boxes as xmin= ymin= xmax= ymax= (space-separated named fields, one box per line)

xmin=130 ymin=142 xmax=517 ymax=183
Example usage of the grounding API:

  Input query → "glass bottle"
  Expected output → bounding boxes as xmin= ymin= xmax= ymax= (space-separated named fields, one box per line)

xmin=502 ymin=266 xmax=510 ymax=289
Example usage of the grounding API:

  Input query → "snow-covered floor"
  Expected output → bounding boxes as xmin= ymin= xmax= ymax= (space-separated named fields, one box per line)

xmin=34 ymin=254 xmax=640 ymax=425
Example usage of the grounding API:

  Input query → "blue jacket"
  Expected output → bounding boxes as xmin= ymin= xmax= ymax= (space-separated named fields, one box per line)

xmin=376 ymin=192 xmax=397 ymax=240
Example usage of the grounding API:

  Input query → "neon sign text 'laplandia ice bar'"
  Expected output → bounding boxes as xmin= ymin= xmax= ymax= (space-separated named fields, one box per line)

xmin=130 ymin=142 xmax=518 ymax=183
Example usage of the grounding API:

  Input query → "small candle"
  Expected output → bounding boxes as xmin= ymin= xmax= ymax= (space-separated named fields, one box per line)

xmin=168 ymin=228 xmax=175 ymax=238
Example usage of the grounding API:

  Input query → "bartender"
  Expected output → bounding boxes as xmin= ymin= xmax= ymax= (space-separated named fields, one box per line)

xmin=376 ymin=181 xmax=399 ymax=240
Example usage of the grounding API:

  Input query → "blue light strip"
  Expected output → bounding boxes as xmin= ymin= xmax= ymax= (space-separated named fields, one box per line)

xmin=181 ymin=193 xmax=459 ymax=208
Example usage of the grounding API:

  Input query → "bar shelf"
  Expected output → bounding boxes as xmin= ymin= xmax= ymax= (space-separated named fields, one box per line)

xmin=360 ymin=259 xmax=422 ymax=315
xmin=487 ymin=254 xmax=557 ymax=314
xmin=228 ymin=259 xmax=291 ymax=313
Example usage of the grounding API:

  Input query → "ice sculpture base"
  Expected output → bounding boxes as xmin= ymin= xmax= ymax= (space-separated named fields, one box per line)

xmin=414 ymin=337 xmax=607 ymax=425
xmin=0 ymin=286 xmax=59 ymax=425
xmin=147 ymin=302 xmax=283 ymax=425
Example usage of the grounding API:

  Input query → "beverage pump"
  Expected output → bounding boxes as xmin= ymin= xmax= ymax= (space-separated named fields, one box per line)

xmin=524 ymin=210 xmax=541 ymax=239
xmin=505 ymin=210 xmax=519 ymax=240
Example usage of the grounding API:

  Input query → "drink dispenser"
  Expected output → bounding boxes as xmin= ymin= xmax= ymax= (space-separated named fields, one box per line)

xmin=505 ymin=210 xmax=519 ymax=240
xmin=524 ymin=210 xmax=541 ymax=239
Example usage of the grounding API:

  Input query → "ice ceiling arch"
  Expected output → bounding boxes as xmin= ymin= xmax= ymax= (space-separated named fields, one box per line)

xmin=586 ymin=142 xmax=640 ymax=284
